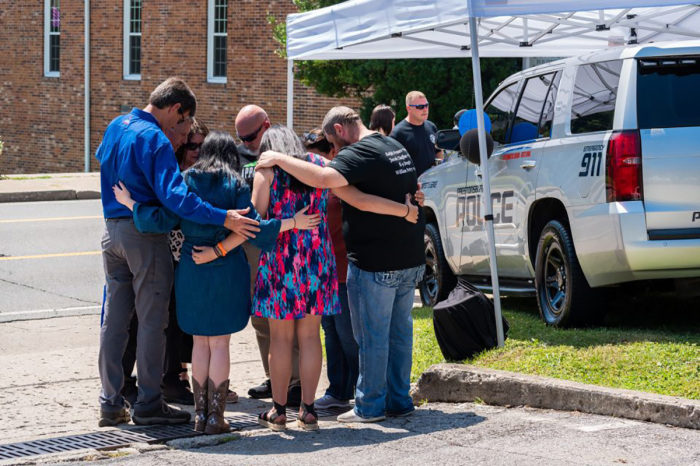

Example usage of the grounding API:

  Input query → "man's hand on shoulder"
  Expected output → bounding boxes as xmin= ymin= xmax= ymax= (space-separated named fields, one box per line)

xmin=255 ymin=151 xmax=284 ymax=171
xmin=224 ymin=207 xmax=260 ymax=239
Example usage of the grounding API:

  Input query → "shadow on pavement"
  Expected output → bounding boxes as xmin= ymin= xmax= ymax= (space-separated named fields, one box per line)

xmin=195 ymin=408 xmax=486 ymax=456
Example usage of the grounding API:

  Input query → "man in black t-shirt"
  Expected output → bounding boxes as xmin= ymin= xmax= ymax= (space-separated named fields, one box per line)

xmin=390 ymin=90 xmax=443 ymax=177
xmin=257 ymin=106 xmax=426 ymax=423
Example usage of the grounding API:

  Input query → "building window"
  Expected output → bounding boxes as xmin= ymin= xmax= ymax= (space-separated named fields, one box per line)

xmin=123 ymin=0 xmax=142 ymax=80
xmin=208 ymin=0 xmax=228 ymax=83
xmin=44 ymin=0 xmax=60 ymax=77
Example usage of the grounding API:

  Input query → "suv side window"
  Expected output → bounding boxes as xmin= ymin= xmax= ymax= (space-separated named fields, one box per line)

xmin=637 ymin=57 xmax=700 ymax=129
xmin=485 ymin=81 xmax=520 ymax=145
xmin=510 ymin=72 xmax=560 ymax=144
xmin=570 ymin=60 xmax=623 ymax=134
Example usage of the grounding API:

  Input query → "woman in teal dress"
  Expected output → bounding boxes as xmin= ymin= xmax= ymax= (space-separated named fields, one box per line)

xmin=113 ymin=131 xmax=319 ymax=435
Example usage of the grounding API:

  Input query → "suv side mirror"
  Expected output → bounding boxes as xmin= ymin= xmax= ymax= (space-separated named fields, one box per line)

xmin=436 ymin=129 xmax=461 ymax=151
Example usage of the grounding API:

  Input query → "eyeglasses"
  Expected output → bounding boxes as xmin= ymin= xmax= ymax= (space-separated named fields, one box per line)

xmin=184 ymin=142 xmax=202 ymax=151
xmin=409 ymin=103 xmax=430 ymax=110
xmin=303 ymin=132 xmax=321 ymax=143
xmin=303 ymin=131 xmax=327 ymax=146
xmin=238 ymin=122 xmax=266 ymax=143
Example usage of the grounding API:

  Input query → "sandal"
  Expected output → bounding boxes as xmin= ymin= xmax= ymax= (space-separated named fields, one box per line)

xmin=226 ymin=389 xmax=239 ymax=404
xmin=258 ymin=401 xmax=287 ymax=431
xmin=296 ymin=402 xmax=319 ymax=431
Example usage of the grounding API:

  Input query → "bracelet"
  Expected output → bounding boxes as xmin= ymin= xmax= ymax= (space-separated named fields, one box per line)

xmin=404 ymin=204 xmax=411 ymax=218
xmin=213 ymin=244 xmax=222 ymax=258
xmin=292 ymin=217 xmax=297 ymax=230
xmin=216 ymin=242 xmax=227 ymax=257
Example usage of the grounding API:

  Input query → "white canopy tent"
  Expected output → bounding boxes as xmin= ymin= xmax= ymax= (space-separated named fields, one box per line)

xmin=285 ymin=0 xmax=699 ymax=345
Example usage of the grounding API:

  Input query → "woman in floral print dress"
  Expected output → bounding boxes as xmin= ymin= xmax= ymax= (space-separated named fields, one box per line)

xmin=252 ymin=125 xmax=421 ymax=432
xmin=252 ymin=125 xmax=339 ymax=431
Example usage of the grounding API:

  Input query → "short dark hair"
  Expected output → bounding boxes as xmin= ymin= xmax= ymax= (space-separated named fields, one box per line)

xmin=369 ymin=105 xmax=396 ymax=135
xmin=149 ymin=77 xmax=197 ymax=117
xmin=322 ymin=106 xmax=361 ymax=137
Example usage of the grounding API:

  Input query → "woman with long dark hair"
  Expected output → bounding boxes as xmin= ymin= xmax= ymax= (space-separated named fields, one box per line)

xmin=113 ymin=130 xmax=319 ymax=434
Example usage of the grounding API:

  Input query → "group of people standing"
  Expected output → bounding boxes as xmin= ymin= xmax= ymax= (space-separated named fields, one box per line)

xmin=96 ymin=77 xmax=442 ymax=434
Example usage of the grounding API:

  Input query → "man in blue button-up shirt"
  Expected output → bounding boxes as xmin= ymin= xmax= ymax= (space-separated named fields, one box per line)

xmin=96 ymin=78 xmax=259 ymax=427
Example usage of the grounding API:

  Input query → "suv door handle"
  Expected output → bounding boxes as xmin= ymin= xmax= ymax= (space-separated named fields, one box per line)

xmin=475 ymin=168 xmax=482 ymax=178
xmin=520 ymin=160 xmax=537 ymax=170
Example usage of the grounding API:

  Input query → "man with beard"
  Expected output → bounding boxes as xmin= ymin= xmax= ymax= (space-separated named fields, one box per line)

xmin=256 ymin=106 xmax=425 ymax=423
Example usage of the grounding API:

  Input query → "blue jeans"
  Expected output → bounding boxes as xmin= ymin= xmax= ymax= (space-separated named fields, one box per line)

xmin=321 ymin=283 xmax=359 ymax=401
xmin=347 ymin=263 xmax=425 ymax=418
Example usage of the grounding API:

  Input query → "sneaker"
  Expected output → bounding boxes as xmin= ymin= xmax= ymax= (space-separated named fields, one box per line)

xmin=132 ymin=401 xmax=192 ymax=425
xmin=387 ymin=407 xmax=415 ymax=418
xmin=162 ymin=381 xmax=195 ymax=405
xmin=248 ymin=379 xmax=272 ymax=399
xmin=287 ymin=385 xmax=302 ymax=408
xmin=337 ymin=409 xmax=385 ymax=423
xmin=314 ymin=394 xmax=351 ymax=410
xmin=99 ymin=401 xmax=131 ymax=427
xmin=120 ymin=380 xmax=138 ymax=406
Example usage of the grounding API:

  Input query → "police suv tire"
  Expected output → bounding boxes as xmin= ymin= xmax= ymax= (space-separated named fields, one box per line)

xmin=535 ymin=220 xmax=604 ymax=328
xmin=419 ymin=223 xmax=457 ymax=307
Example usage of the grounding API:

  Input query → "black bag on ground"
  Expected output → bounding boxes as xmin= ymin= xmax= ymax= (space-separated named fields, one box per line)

xmin=432 ymin=278 xmax=509 ymax=361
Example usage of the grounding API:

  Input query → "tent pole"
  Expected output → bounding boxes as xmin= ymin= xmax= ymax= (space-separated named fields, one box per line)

xmin=468 ymin=16 xmax=505 ymax=348
xmin=287 ymin=59 xmax=294 ymax=129
xmin=84 ymin=0 xmax=91 ymax=172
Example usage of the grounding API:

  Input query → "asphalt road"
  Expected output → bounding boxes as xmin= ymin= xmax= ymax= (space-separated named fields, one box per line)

xmin=0 ymin=199 xmax=105 ymax=320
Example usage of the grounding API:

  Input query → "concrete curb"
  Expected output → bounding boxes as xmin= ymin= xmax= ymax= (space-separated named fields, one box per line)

xmin=412 ymin=364 xmax=700 ymax=430
xmin=0 ymin=190 xmax=101 ymax=203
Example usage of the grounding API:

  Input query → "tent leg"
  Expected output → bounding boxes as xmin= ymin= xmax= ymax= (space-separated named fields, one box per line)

xmin=469 ymin=16 xmax=505 ymax=348
xmin=287 ymin=59 xmax=294 ymax=129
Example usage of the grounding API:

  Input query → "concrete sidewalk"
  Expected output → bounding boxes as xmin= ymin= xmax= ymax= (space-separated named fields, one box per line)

xmin=0 ymin=314 xmax=326 ymax=446
xmin=2 ymin=314 xmax=700 ymax=466
xmin=0 ymin=173 xmax=100 ymax=203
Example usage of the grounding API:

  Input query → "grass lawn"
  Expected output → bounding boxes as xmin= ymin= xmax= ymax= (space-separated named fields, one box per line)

xmin=412 ymin=293 xmax=700 ymax=400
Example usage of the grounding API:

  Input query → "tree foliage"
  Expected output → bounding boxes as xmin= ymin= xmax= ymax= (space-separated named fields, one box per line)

xmin=269 ymin=1 xmax=521 ymax=129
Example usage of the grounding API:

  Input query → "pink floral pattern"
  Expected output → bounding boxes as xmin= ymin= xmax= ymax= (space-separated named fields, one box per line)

xmin=252 ymin=153 xmax=340 ymax=320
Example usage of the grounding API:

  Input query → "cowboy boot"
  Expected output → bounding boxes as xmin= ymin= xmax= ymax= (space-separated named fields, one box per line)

xmin=204 ymin=378 xmax=231 ymax=435
xmin=192 ymin=378 xmax=208 ymax=433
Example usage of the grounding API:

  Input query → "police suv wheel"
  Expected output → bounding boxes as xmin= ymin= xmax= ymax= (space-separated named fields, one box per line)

xmin=419 ymin=223 xmax=457 ymax=307
xmin=535 ymin=220 xmax=603 ymax=327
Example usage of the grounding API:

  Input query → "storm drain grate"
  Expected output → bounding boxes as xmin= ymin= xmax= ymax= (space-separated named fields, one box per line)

xmin=0 ymin=423 xmax=198 ymax=461
xmin=0 ymin=407 xmax=350 ymax=461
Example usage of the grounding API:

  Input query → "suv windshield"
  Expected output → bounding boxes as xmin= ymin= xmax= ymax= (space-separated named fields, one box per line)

xmin=637 ymin=57 xmax=700 ymax=129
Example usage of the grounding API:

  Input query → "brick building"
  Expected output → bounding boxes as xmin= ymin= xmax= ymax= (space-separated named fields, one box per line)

xmin=0 ymin=1 xmax=356 ymax=174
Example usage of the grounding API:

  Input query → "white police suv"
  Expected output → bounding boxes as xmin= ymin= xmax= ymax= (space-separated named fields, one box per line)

xmin=419 ymin=40 xmax=700 ymax=327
